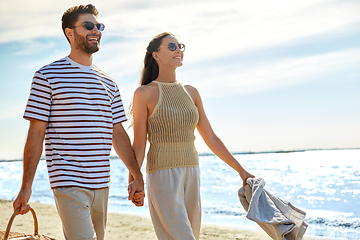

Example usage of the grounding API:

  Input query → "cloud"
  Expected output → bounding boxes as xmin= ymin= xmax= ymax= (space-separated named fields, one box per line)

xmin=179 ymin=48 xmax=360 ymax=98
xmin=90 ymin=0 xmax=360 ymax=68
xmin=9 ymin=39 xmax=58 ymax=56
xmin=0 ymin=0 xmax=63 ymax=43
xmin=2 ymin=0 xmax=359 ymax=51
xmin=1 ymin=0 xmax=359 ymax=101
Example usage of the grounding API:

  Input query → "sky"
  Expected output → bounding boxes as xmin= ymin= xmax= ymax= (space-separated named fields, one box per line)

xmin=0 ymin=0 xmax=359 ymax=160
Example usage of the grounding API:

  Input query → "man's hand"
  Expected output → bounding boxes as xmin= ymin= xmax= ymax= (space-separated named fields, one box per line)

xmin=128 ymin=179 xmax=145 ymax=206
xmin=13 ymin=188 xmax=32 ymax=214
xmin=131 ymin=191 xmax=145 ymax=206
xmin=112 ymin=122 xmax=145 ymax=206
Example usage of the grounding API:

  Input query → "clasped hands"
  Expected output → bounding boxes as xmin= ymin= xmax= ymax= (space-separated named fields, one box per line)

xmin=128 ymin=180 xmax=145 ymax=206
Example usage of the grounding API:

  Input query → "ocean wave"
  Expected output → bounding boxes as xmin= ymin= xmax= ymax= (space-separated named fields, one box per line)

xmin=307 ymin=217 xmax=360 ymax=229
xmin=203 ymin=207 xmax=246 ymax=217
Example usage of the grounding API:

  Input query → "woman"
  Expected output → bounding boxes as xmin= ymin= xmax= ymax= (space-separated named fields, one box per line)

xmin=129 ymin=32 xmax=254 ymax=240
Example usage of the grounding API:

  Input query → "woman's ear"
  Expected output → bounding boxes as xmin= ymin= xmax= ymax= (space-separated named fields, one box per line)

xmin=152 ymin=52 xmax=158 ymax=60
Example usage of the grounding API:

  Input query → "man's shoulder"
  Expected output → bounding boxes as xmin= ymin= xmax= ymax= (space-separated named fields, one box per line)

xmin=92 ymin=65 xmax=117 ymax=85
xmin=37 ymin=57 xmax=69 ymax=72
xmin=92 ymin=65 xmax=112 ymax=77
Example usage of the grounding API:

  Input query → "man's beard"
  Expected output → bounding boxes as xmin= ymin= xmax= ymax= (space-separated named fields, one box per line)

xmin=74 ymin=30 xmax=100 ymax=54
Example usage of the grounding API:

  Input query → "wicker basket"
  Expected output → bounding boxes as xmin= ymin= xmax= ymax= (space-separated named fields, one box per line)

xmin=0 ymin=207 xmax=55 ymax=240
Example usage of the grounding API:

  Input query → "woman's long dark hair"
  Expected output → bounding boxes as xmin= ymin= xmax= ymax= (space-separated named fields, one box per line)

xmin=128 ymin=32 xmax=174 ymax=128
xmin=140 ymin=32 xmax=173 ymax=85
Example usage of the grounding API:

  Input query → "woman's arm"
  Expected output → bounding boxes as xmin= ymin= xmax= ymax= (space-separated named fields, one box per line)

xmin=128 ymin=86 xmax=149 ymax=202
xmin=132 ymin=87 xmax=149 ymax=171
xmin=112 ymin=122 xmax=144 ymax=205
xmin=187 ymin=85 xmax=255 ymax=187
xmin=127 ymin=87 xmax=150 ymax=206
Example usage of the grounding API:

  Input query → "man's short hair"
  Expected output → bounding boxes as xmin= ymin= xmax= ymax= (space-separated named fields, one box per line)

xmin=61 ymin=4 xmax=99 ymax=42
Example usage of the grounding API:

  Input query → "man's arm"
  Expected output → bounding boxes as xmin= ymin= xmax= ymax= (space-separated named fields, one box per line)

xmin=112 ymin=122 xmax=144 ymax=204
xmin=13 ymin=119 xmax=47 ymax=214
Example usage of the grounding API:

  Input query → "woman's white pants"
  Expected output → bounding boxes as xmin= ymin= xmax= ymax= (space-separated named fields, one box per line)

xmin=147 ymin=167 xmax=201 ymax=240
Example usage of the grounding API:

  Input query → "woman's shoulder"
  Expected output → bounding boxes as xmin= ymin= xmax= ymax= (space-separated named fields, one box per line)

xmin=184 ymin=84 xmax=200 ymax=95
xmin=183 ymin=84 xmax=201 ymax=103
xmin=134 ymin=82 xmax=159 ymax=98
xmin=184 ymin=83 xmax=196 ymax=90
xmin=136 ymin=82 xmax=157 ymax=92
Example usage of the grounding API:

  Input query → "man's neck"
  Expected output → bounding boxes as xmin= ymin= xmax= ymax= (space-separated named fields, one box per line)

xmin=68 ymin=50 xmax=93 ymax=66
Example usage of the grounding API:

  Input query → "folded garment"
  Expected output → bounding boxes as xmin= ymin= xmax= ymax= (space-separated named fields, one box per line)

xmin=238 ymin=178 xmax=308 ymax=240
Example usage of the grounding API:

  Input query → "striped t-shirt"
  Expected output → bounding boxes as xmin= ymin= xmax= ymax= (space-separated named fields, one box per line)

xmin=23 ymin=56 xmax=127 ymax=189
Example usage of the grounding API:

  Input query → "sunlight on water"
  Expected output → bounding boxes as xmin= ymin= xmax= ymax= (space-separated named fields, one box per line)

xmin=0 ymin=149 xmax=359 ymax=239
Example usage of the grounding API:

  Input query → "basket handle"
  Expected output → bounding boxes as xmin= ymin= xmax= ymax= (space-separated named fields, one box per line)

xmin=3 ymin=207 xmax=39 ymax=240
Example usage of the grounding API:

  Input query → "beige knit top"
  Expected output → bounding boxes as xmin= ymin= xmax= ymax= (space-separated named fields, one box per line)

xmin=146 ymin=81 xmax=199 ymax=173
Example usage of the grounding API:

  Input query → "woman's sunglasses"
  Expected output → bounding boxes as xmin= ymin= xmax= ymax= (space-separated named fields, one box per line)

xmin=75 ymin=21 xmax=105 ymax=31
xmin=160 ymin=42 xmax=185 ymax=52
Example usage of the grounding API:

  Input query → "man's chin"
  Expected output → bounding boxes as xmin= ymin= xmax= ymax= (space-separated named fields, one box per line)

xmin=91 ymin=47 xmax=100 ymax=54
xmin=86 ymin=46 xmax=100 ymax=54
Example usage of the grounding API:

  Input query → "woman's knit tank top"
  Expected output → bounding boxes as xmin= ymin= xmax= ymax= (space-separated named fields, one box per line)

xmin=146 ymin=81 xmax=199 ymax=173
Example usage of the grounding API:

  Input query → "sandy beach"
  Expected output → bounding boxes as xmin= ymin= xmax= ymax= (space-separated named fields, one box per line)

xmin=0 ymin=199 xmax=320 ymax=240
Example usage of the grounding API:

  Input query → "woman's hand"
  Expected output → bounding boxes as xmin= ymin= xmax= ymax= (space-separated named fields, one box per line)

xmin=131 ymin=191 xmax=145 ymax=206
xmin=128 ymin=181 xmax=145 ymax=206
xmin=240 ymin=170 xmax=255 ymax=188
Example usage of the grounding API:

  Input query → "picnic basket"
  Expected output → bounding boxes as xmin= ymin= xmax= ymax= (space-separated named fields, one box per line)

xmin=0 ymin=207 xmax=55 ymax=240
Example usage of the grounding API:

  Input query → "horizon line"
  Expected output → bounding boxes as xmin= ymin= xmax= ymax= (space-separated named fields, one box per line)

xmin=1 ymin=147 xmax=359 ymax=162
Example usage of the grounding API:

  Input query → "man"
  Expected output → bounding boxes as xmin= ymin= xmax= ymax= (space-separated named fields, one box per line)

xmin=13 ymin=4 xmax=144 ymax=240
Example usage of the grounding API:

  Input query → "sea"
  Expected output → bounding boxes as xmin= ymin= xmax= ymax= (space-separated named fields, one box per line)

xmin=0 ymin=149 xmax=359 ymax=239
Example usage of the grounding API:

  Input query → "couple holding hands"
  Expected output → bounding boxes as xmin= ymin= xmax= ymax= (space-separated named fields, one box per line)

xmin=13 ymin=4 xmax=253 ymax=240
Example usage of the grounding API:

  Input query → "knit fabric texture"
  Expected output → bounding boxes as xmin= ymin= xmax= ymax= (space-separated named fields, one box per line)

xmin=146 ymin=81 xmax=199 ymax=173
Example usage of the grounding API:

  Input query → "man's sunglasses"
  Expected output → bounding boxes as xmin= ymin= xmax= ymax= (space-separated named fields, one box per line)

xmin=160 ymin=42 xmax=185 ymax=52
xmin=75 ymin=21 xmax=105 ymax=31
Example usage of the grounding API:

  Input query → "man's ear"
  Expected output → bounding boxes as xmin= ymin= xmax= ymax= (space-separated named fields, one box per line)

xmin=65 ymin=28 xmax=74 ymax=41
